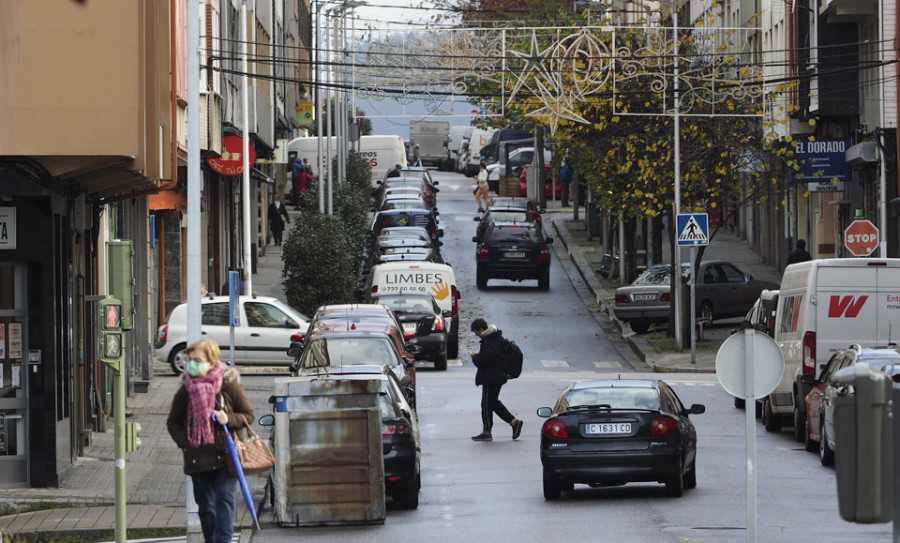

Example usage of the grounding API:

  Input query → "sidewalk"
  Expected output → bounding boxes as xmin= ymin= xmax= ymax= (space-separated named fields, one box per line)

xmin=544 ymin=204 xmax=782 ymax=373
xmin=0 ymin=203 xmax=783 ymax=542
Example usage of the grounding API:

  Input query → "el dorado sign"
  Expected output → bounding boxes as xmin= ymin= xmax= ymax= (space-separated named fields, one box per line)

xmin=207 ymin=136 xmax=256 ymax=176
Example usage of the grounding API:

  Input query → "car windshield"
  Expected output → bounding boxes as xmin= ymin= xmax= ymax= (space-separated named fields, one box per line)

xmin=299 ymin=336 xmax=399 ymax=369
xmin=561 ymin=387 xmax=659 ymax=411
xmin=375 ymin=296 xmax=435 ymax=314
xmin=489 ymin=226 xmax=541 ymax=243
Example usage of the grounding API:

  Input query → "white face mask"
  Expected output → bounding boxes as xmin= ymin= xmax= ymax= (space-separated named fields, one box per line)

xmin=188 ymin=359 xmax=211 ymax=377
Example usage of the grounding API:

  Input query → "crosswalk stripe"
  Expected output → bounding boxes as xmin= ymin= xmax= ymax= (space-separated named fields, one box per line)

xmin=541 ymin=360 xmax=570 ymax=368
xmin=593 ymin=361 xmax=623 ymax=369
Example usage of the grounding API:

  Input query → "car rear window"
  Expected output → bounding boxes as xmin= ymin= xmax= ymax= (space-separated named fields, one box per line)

xmin=376 ymin=296 xmax=435 ymax=314
xmin=562 ymin=387 xmax=659 ymax=410
xmin=489 ymin=225 xmax=541 ymax=243
xmin=301 ymin=337 xmax=398 ymax=368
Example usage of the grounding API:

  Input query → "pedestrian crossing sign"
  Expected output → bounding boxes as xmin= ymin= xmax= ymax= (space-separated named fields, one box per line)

xmin=676 ymin=213 xmax=709 ymax=246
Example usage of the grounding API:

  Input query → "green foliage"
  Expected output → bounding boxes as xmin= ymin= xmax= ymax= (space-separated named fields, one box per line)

xmin=281 ymin=152 xmax=373 ymax=315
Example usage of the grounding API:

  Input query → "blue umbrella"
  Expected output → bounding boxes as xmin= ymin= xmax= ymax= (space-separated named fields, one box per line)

xmin=213 ymin=413 xmax=261 ymax=531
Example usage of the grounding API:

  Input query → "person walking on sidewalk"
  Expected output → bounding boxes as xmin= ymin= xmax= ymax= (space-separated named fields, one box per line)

xmin=786 ymin=239 xmax=812 ymax=266
xmin=167 ymin=339 xmax=255 ymax=543
xmin=475 ymin=162 xmax=490 ymax=212
xmin=469 ymin=318 xmax=523 ymax=442
xmin=268 ymin=195 xmax=290 ymax=246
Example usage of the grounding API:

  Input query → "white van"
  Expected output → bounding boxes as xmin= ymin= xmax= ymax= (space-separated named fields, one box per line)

xmin=365 ymin=261 xmax=460 ymax=359
xmin=463 ymin=128 xmax=497 ymax=177
xmin=765 ymin=258 xmax=900 ymax=434
xmin=448 ymin=126 xmax=473 ymax=171
xmin=287 ymin=135 xmax=407 ymax=185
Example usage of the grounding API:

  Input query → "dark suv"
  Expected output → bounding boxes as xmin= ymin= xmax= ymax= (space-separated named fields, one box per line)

xmin=474 ymin=222 xmax=553 ymax=290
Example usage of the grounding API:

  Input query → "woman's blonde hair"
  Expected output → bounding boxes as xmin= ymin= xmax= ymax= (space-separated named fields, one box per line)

xmin=185 ymin=338 xmax=221 ymax=364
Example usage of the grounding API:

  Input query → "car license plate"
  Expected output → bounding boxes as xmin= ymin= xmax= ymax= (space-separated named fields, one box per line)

xmin=633 ymin=294 xmax=657 ymax=301
xmin=585 ymin=423 xmax=632 ymax=435
xmin=402 ymin=323 xmax=417 ymax=332
xmin=505 ymin=252 xmax=526 ymax=258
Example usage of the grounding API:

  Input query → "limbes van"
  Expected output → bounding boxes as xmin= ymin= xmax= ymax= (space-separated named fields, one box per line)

xmin=365 ymin=262 xmax=460 ymax=359
xmin=765 ymin=258 xmax=900 ymax=435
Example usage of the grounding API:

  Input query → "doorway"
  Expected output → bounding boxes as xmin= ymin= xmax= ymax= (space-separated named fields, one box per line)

xmin=0 ymin=263 xmax=30 ymax=487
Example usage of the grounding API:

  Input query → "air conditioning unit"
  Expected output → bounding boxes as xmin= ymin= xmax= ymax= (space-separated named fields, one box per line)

xmin=845 ymin=141 xmax=879 ymax=166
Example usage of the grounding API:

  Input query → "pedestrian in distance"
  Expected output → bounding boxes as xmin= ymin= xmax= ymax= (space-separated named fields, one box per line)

xmin=386 ymin=164 xmax=402 ymax=179
xmin=475 ymin=162 xmax=490 ymax=212
xmin=787 ymin=239 xmax=812 ymax=266
xmin=559 ymin=160 xmax=572 ymax=207
xmin=469 ymin=318 xmax=523 ymax=442
xmin=166 ymin=339 xmax=255 ymax=543
xmin=412 ymin=143 xmax=422 ymax=167
xmin=268 ymin=194 xmax=290 ymax=246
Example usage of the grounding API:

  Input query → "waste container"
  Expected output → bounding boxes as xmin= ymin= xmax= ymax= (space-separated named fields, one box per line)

xmin=270 ymin=376 xmax=385 ymax=526
xmin=500 ymin=175 xmax=519 ymax=197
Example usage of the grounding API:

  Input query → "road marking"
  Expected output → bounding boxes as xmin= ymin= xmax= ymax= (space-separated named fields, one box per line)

xmin=541 ymin=360 xmax=569 ymax=368
xmin=593 ymin=361 xmax=623 ymax=369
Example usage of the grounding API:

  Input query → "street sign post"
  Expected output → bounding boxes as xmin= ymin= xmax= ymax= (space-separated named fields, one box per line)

xmin=844 ymin=220 xmax=879 ymax=257
xmin=676 ymin=214 xmax=709 ymax=363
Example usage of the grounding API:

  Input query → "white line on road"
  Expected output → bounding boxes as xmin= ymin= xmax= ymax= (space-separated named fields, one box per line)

xmin=541 ymin=360 xmax=570 ymax=368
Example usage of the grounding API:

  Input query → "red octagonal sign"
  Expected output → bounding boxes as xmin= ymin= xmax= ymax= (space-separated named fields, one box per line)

xmin=844 ymin=219 xmax=879 ymax=257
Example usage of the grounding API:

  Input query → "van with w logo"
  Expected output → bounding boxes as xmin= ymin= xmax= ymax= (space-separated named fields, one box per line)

xmin=763 ymin=258 xmax=900 ymax=439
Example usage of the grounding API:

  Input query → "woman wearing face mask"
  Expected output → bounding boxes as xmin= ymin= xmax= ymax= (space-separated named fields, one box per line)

xmin=167 ymin=339 xmax=254 ymax=543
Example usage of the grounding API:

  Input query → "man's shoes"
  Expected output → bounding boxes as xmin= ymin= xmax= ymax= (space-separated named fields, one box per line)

xmin=471 ymin=432 xmax=492 ymax=442
xmin=512 ymin=419 xmax=524 ymax=440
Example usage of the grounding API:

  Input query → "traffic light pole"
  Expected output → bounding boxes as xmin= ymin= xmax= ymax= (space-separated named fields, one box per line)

xmin=114 ymin=363 xmax=127 ymax=543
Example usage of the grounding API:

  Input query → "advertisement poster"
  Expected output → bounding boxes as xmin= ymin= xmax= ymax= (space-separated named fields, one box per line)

xmin=0 ymin=323 xmax=4 ymax=359
xmin=12 ymin=364 xmax=20 ymax=388
xmin=8 ymin=323 xmax=22 ymax=360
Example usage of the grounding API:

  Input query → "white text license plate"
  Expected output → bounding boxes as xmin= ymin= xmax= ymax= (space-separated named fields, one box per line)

xmin=586 ymin=423 xmax=632 ymax=435
xmin=402 ymin=323 xmax=417 ymax=332
xmin=505 ymin=252 xmax=526 ymax=258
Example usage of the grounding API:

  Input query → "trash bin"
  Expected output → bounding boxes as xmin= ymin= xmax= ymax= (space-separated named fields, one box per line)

xmin=270 ymin=376 xmax=385 ymax=526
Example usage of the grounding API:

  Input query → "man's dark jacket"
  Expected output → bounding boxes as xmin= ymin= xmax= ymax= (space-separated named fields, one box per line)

xmin=472 ymin=325 xmax=508 ymax=386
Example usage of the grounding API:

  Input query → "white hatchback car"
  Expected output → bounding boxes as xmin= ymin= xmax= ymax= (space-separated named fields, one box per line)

xmin=155 ymin=295 xmax=310 ymax=374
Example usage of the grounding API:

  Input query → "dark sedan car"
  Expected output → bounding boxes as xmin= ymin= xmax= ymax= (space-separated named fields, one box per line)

xmin=472 ymin=208 xmax=534 ymax=244
xmin=613 ymin=261 xmax=779 ymax=333
xmin=537 ymin=379 xmax=704 ymax=500
xmin=474 ymin=222 xmax=553 ymax=290
xmin=369 ymin=292 xmax=450 ymax=370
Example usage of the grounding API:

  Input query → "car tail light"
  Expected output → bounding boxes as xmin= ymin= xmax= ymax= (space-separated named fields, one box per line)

xmin=650 ymin=416 xmax=676 ymax=436
xmin=478 ymin=243 xmax=490 ymax=260
xmin=290 ymin=333 xmax=304 ymax=342
xmin=451 ymin=285 xmax=459 ymax=315
xmin=542 ymin=419 xmax=568 ymax=439
xmin=802 ymin=331 xmax=816 ymax=376
xmin=371 ymin=285 xmax=379 ymax=295
xmin=433 ymin=316 xmax=445 ymax=331
xmin=403 ymin=330 xmax=415 ymax=340
xmin=539 ymin=245 xmax=550 ymax=261
xmin=384 ymin=422 xmax=411 ymax=435
xmin=660 ymin=293 xmax=671 ymax=302
xmin=615 ymin=294 xmax=630 ymax=304
xmin=158 ymin=325 xmax=168 ymax=343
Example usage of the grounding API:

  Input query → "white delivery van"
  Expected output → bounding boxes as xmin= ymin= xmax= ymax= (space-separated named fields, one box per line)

xmin=463 ymin=128 xmax=497 ymax=177
xmin=287 ymin=135 xmax=407 ymax=186
xmin=365 ymin=261 xmax=460 ymax=359
xmin=765 ymin=258 xmax=900 ymax=434
xmin=448 ymin=126 xmax=473 ymax=171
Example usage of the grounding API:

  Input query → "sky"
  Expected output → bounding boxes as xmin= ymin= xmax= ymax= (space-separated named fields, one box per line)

xmin=334 ymin=0 xmax=477 ymax=138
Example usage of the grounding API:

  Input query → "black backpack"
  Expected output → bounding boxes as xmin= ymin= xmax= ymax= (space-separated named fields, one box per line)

xmin=503 ymin=338 xmax=524 ymax=379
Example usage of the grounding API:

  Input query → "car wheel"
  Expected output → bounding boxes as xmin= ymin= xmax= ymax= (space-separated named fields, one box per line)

xmin=629 ymin=321 xmax=650 ymax=334
xmin=168 ymin=344 xmax=189 ymax=375
xmin=665 ymin=460 xmax=684 ymax=497
xmin=538 ymin=270 xmax=549 ymax=291
xmin=734 ymin=397 xmax=746 ymax=409
xmin=542 ymin=469 xmax=562 ymax=501
xmin=394 ymin=480 xmax=419 ymax=510
xmin=447 ymin=317 xmax=459 ymax=359
xmin=804 ymin=414 xmax=818 ymax=452
xmin=683 ymin=458 xmax=697 ymax=489
xmin=793 ymin=402 xmax=805 ymax=443
xmin=476 ymin=268 xmax=488 ymax=289
xmin=434 ymin=353 xmax=448 ymax=371
xmin=819 ymin=417 xmax=834 ymax=466
xmin=699 ymin=301 xmax=714 ymax=323
xmin=762 ymin=397 xmax=782 ymax=432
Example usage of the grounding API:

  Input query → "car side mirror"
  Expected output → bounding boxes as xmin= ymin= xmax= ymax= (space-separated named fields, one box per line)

xmin=545 ymin=237 xmax=554 ymax=244
xmin=438 ymin=229 xmax=445 ymax=237
xmin=473 ymin=216 xmax=481 ymax=222
xmin=472 ymin=236 xmax=479 ymax=243
xmin=434 ymin=211 xmax=440 ymax=217
xmin=258 ymin=414 xmax=275 ymax=426
xmin=286 ymin=341 xmax=304 ymax=357
xmin=536 ymin=407 xmax=553 ymax=417
xmin=376 ymin=180 xmax=383 ymax=185
xmin=442 ymin=310 xmax=452 ymax=319
xmin=433 ymin=181 xmax=439 ymax=186
xmin=689 ymin=404 xmax=706 ymax=415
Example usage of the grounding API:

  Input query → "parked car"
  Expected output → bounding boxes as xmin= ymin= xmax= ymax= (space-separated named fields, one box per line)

xmin=537 ymin=379 xmax=704 ymax=499
xmin=155 ymin=295 xmax=309 ymax=374
xmin=375 ymin=177 xmax=437 ymax=209
xmin=472 ymin=208 xmax=534 ymax=244
xmin=360 ymin=237 xmax=439 ymax=280
xmin=731 ymin=289 xmax=780 ymax=411
xmin=613 ymin=261 xmax=779 ymax=334
xmin=487 ymin=196 xmax=541 ymax=222
xmin=801 ymin=344 xmax=900 ymax=465
xmin=369 ymin=291 xmax=450 ymax=370
xmin=474 ymin=222 xmax=553 ymax=290
xmin=377 ymin=195 xmax=432 ymax=213
xmin=290 ymin=327 xmax=420 ymax=407
xmin=371 ymin=209 xmax=443 ymax=247
xmin=256 ymin=365 xmax=421 ymax=509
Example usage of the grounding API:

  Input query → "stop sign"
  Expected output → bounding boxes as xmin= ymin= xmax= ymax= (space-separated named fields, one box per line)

xmin=844 ymin=220 xmax=879 ymax=256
